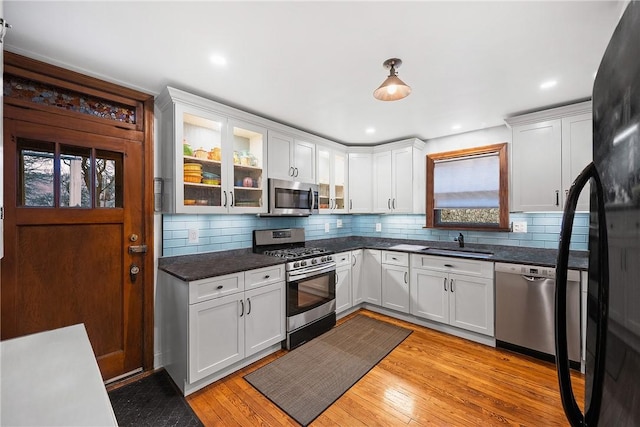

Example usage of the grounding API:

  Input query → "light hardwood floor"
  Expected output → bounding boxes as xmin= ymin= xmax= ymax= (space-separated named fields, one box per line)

xmin=187 ymin=309 xmax=585 ymax=426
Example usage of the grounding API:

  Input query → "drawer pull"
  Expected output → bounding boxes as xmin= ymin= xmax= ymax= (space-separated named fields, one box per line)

xmin=392 ymin=257 xmax=398 ymax=260
xmin=264 ymin=275 xmax=270 ymax=279
xmin=216 ymin=285 xmax=223 ymax=290
xmin=444 ymin=264 xmax=453 ymax=268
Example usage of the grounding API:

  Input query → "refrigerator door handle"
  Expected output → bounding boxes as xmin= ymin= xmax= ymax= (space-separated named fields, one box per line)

xmin=555 ymin=161 xmax=609 ymax=427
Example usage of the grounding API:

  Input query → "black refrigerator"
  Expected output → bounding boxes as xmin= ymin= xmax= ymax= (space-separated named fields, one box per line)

xmin=555 ymin=1 xmax=640 ymax=426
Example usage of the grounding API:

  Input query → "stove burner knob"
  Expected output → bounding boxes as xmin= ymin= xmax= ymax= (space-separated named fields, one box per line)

xmin=321 ymin=256 xmax=326 ymax=262
xmin=301 ymin=260 xmax=307 ymax=266
xmin=312 ymin=259 xmax=318 ymax=265
xmin=327 ymin=255 xmax=333 ymax=261
xmin=294 ymin=261 xmax=300 ymax=268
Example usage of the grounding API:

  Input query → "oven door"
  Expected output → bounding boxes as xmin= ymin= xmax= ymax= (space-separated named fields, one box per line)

xmin=269 ymin=178 xmax=318 ymax=216
xmin=286 ymin=263 xmax=336 ymax=331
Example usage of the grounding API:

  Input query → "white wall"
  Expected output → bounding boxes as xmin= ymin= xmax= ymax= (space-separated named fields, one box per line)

xmin=423 ymin=125 xmax=511 ymax=155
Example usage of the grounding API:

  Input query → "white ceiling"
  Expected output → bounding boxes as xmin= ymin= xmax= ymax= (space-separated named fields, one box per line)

xmin=3 ymin=1 xmax=624 ymax=145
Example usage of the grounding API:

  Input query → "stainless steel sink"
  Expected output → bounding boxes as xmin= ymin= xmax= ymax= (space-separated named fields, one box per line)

xmin=422 ymin=248 xmax=494 ymax=259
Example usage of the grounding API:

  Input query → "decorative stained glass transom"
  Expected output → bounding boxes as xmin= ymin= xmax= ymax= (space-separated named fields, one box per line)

xmin=4 ymin=75 xmax=136 ymax=124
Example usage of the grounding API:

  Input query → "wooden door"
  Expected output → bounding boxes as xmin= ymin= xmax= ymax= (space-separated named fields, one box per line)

xmin=1 ymin=52 xmax=154 ymax=381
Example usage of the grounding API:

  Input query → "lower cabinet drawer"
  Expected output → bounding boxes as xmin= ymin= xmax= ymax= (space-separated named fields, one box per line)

xmin=382 ymin=251 xmax=409 ymax=266
xmin=189 ymin=272 xmax=245 ymax=304
xmin=245 ymin=264 xmax=285 ymax=290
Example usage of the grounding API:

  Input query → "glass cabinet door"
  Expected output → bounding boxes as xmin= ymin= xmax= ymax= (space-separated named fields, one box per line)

xmin=333 ymin=152 xmax=346 ymax=211
xmin=318 ymin=149 xmax=331 ymax=210
xmin=178 ymin=107 xmax=226 ymax=211
xmin=228 ymin=119 xmax=266 ymax=212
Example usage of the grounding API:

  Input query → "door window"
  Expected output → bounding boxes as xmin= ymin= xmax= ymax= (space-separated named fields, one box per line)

xmin=18 ymin=139 xmax=123 ymax=208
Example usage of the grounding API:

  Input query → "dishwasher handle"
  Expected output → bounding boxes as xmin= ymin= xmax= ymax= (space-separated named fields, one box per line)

xmin=555 ymin=161 xmax=608 ymax=427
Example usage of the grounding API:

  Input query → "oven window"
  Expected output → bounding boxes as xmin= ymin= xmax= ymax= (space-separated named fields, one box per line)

xmin=289 ymin=271 xmax=335 ymax=316
xmin=276 ymin=188 xmax=310 ymax=209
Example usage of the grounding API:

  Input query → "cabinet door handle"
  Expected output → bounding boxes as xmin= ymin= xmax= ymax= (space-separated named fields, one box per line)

xmin=230 ymin=191 xmax=234 ymax=207
xmin=223 ymin=191 xmax=228 ymax=207
xmin=352 ymin=254 xmax=356 ymax=266
xmin=239 ymin=299 xmax=244 ymax=317
xmin=444 ymin=278 xmax=447 ymax=291
xmin=350 ymin=199 xmax=352 ymax=210
xmin=555 ymin=190 xmax=560 ymax=206
xmin=404 ymin=272 xmax=408 ymax=284
xmin=450 ymin=279 xmax=454 ymax=293
xmin=294 ymin=167 xmax=299 ymax=177
xmin=392 ymin=198 xmax=396 ymax=209
xmin=289 ymin=166 xmax=294 ymax=176
xmin=246 ymin=298 xmax=252 ymax=315
xmin=336 ymin=272 xmax=339 ymax=283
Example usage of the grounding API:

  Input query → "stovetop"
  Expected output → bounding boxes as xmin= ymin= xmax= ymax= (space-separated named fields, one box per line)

xmin=262 ymin=247 xmax=331 ymax=260
xmin=253 ymin=228 xmax=335 ymax=272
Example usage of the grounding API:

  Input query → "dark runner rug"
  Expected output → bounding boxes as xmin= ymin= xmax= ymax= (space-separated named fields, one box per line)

xmin=108 ymin=369 xmax=202 ymax=427
xmin=244 ymin=314 xmax=412 ymax=426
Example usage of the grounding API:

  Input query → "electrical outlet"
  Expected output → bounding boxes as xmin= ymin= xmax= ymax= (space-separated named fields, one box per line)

xmin=188 ymin=228 xmax=199 ymax=243
xmin=376 ymin=223 xmax=382 ymax=232
xmin=325 ymin=223 xmax=330 ymax=233
xmin=337 ymin=219 xmax=343 ymax=228
xmin=512 ymin=221 xmax=528 ymax=233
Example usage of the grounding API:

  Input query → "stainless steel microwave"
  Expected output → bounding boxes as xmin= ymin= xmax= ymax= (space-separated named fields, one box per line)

xmin=267 ymin=178 xmax=319 ymax=216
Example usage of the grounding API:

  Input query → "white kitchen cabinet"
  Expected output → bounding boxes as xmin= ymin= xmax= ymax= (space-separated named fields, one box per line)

xmin=410 ymin=254 xmax=494 ymax=336
xmin=158 ymin=264 xmax=285 ymax=395
xmin=507 ymin=101 xmax=592 ymax=212
xmin=361 ymin=249 xmax=382 ymax=305
xmin=381 ymin=251 xmax=410 ymax=313
xmin=348 ymin=151 xmax=373 ymax=213
xmin=267 ymin=131 xmax=315 ymax=183
xmin=156 ymin=87 xmax=267 ymax=214
xmin=317 ymin=145 xmax=348 ymax=213
xmin=189 ymin=293 xmax=244 ymax=383
xmin=373 ymin=139 xmax=425 ymax=214
xmin=351 ymin=249 xmax=363 ymax=304
xmin=334 ymin=251 xmax=352 ymax=313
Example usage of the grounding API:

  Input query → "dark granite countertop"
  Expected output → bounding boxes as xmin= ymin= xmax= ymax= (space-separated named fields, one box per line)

xmin=311 ymin=236 xmax=588 ymax=270
xmin=158 ymin=237 xmax=588 ymax=282
xmin=158 ymin=248 xmax=286 ymax=282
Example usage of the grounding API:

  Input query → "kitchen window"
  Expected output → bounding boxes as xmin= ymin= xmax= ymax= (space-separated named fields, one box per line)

xmin=426 ymin=143 xmax=509 ymax=230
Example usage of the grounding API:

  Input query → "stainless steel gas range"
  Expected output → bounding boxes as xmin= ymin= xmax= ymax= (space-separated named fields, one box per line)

xmin=253 ymin=228 xmax=336 ymax=349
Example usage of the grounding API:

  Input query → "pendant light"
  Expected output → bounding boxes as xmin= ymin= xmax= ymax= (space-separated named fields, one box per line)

xmin=373 ymin=58 xmax=411 ymax=101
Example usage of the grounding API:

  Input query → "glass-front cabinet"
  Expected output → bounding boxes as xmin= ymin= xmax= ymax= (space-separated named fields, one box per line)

xmin=317 ymin=145 xmax=347 ymax=213
xmin=157 ymin=87 xmax=267 ymax=213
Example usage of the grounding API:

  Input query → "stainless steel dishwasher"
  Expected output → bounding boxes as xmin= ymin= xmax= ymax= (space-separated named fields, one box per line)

xmin=495 ymin=262 xmax=581 ymax=366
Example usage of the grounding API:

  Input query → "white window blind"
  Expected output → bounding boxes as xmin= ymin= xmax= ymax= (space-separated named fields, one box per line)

xmin=433 ymin=153 xmax=499 ymax=209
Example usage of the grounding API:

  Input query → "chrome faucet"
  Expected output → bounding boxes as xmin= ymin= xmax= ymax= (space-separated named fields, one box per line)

xmin=455 ymin=233 xmax=465 ymax=248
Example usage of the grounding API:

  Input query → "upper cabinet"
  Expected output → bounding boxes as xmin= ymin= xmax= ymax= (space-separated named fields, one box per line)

xmin=507 ymin=101 xmax=592 ymax=212
xmin=267 ymin=131 xmax=315 ymax=183
xmin=317 ymin=145 xmax=347 ymax=213
xmin=348 ymin=151 xmax=373 ymax=213
xmin=372 ymin=139 xmax=425 ymax=214
xmin=157 ymin=87 xmax=267 ymax=214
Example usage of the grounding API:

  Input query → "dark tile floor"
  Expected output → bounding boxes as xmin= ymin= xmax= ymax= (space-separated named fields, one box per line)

xmin=108 ymin=369 xmax=203 ymax=427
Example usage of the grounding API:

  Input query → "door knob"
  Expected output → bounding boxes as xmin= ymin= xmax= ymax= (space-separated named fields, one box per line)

xmin=130 ymin=264 xmax=140 ymax=283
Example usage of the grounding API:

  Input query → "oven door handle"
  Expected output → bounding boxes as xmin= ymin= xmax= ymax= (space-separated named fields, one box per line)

xmin=287 ymin=263 xmax=336 ymax=282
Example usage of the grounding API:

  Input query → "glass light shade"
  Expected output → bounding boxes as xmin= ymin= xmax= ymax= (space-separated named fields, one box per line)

xmin=373 ymin=75 xmax=411 ymax=101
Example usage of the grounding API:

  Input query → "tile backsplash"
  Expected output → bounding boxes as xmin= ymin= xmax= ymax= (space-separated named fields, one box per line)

xmin=162 ymin=212 xmax=589 ymax=256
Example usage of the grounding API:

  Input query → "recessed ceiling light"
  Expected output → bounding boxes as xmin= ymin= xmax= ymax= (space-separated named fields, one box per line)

xmin=210 ymin=54 xmax=227 ymax=67
xmin=451 ymin=124 xmax=462 ymax=130
xmin=540 ymin=80 xmax=557 ymax=90
xmin=365 ymin=127 xmax=376 ymax=134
